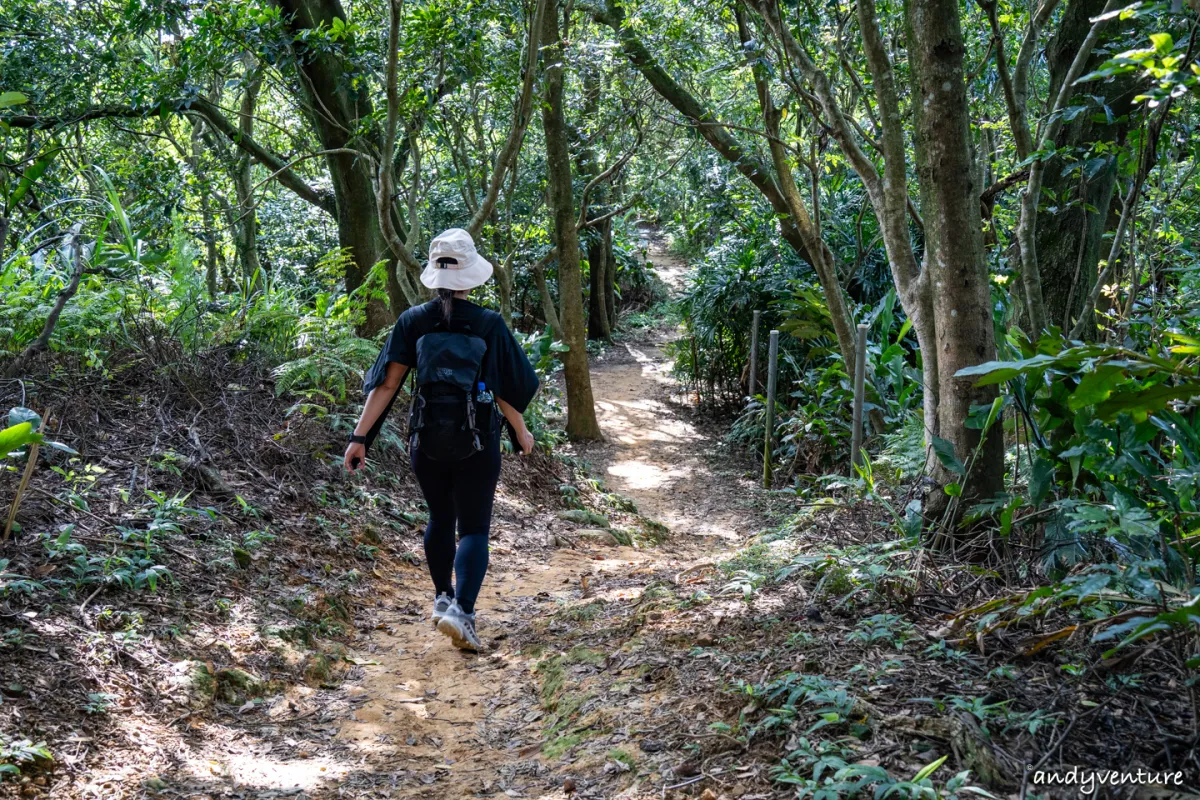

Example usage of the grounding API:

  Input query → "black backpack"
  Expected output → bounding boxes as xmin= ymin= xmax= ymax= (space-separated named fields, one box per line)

xmin=407 ymin=321 xmax=496 ymax=461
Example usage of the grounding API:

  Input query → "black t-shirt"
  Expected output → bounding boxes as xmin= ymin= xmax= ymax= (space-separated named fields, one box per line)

xmin=361 ymin=299 xmax=539 ymax=448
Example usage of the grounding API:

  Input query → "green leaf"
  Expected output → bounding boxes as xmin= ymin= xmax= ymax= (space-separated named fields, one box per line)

xmin=981 ymin=396 xmax=1005 ymax=433
xmin=1095 ymin=382 xmax=1200 ymax=421
xmin=0 ymin=92 xmax=28 ymax=110
xmin=931 ymin=435 xmax=965 ymax=475
xmin=7 ymin=407 xmax=42 ymax=432
xmin=1029 ymin=456 xmax=1054 ymax=504
xmin=1150 ymin=33 xmax=1174 ymax=55
xmin=1069 ymin=366 xmax=1125 ymax=410
xmin=0 ymin=422 xmax=41 ymax=457
xmin=944 ymin=482 xmax=962 ymax=497
xmin=955 ymin=354 xmax=1060 ymax=386
xmin=9 ymin=149 xmax=57 ymax=209
xmin=912 ymin=754 xmax=948 ymax=782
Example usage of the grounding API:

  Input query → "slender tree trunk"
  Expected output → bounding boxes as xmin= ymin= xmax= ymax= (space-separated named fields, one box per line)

xmin=233 ymin=59 xmax=264 ymax=286
xmin=187 ymin=113 xmax=221 ymax=299
xmin=907 ymin=0 xmax=1005 ymax=524
xmin=588 ymin=220 xmax=612 ymax=339
xmin=542 ymin=3 xmax=602 ymax=440
xmin=0 ymin=216 xmax=9 ymax=268
xmin=200 ymin=192 xmax=219 ymax=299
xmin=604 ymin=219 xmax=617 ymax=329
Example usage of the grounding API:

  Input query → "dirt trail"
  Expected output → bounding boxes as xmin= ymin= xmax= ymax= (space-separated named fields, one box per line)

xmin=312 ymin=239 xmax=764 ymax=798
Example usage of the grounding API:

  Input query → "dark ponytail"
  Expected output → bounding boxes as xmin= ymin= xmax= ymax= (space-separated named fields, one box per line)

xmin=437 ymin=288 xmax=454 ymax=324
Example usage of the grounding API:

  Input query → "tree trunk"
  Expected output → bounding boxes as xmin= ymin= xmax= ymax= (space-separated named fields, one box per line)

xmin=542 ymin=3 xmax=602 ymax=441
xmin=588 ymin=219 xmax=612 ymax=339
xmin=1035 ymin=0 xmax=1140 ymax=332
xmin=604 ymin=220 xmax=617 ymax=329
xmin=200 ymin=191 xmax=219 ymax=299
xmin=272 ymin=0 xmax=401 ymax=332
xmin=233 ymin=59 xmax=264 ymax=286
xmin=907 ymin=0 xmax=1005 ymax=524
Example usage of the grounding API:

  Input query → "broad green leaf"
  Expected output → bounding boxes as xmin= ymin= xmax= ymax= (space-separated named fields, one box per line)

xmin=0 ymin=92 xmax=28 ymax=109
xmin=930 ymin=435 xmax=965 ymax=475
xmin=955 ymin=354 xmax=1061 ymax=386
xmin=0 ymin=422 xmax=41 ymax=456
xmin=1150 ymin=33 xmax=1173 ymax=55
xmin=7 ymin=407 xmax=42 ymax=432
xmin=1069 ymin=366 xmax=1125 ymax=410
xmin=1029 ymin=457 xmax=1054 ymax=504
xmin=1095 ymin=382 xmax=1200 ymax=421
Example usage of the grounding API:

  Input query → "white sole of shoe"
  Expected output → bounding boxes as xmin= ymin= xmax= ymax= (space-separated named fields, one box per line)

xmin=436 ymin=616 xmax=479 ymax=651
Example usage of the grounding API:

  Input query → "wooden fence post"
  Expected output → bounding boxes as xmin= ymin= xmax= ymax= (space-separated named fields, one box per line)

xmin=763 ymin=329 xmax=779 ymax=488
xmin=749 ymin=310 xmax=761 ymax=397
xmin=850 ymin=323 xmax=869 ymax=475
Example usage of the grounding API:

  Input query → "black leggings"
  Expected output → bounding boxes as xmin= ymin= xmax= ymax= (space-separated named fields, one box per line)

xmin=410 ymin=429 xmax=500 ymax=614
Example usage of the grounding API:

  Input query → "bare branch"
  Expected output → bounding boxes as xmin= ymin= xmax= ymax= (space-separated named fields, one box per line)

xmin=5 ymin=232 xmax=85 ymax=378
xmin=466 ymin=0 xmax=549 ymax=238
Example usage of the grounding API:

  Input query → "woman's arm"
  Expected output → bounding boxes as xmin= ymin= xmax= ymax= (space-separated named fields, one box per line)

xmin=344 ymin=362 xmax=409 ymax=472
xmin=496 ymin=397 xmax=535 ymax=455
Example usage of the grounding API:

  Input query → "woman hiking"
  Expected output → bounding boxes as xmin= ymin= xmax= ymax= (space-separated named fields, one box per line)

xmin=343 ymin=228 xmax=539 ymax=652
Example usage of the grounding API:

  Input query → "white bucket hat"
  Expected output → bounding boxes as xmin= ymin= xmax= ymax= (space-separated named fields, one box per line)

xmin=420 ymin=228 xmax=493 ymax=291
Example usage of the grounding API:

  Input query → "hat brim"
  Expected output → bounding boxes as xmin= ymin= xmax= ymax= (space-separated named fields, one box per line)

xmin=420 ymin=253 xmax=494 ymax=290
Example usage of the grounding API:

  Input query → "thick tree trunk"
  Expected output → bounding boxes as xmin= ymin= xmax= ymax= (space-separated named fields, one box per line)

xmin=1036 ymin=0 xmax=1139 ymax=332
xmin=272 ymin=0 xmax=401 ymax=332
xmin=542 ymin=4 xmax=602 ymax=441
xmin=907 ymin=0 xmax=1005 ymax=525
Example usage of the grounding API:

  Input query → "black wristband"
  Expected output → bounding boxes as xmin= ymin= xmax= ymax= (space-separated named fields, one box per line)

xmin=349 ymin=434 xmax=368 ymax=445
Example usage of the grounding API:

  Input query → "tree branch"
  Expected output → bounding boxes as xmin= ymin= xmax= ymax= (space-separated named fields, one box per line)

xmin=377 ymin=0 xmax=431 ymax=305
xmin=466 ymin=0 xmax=549 ymax=238
xmin=5 ymin=233 xmax=85 ymax=378
xmin=575 ymin=126 xmax=641 ymax=231
xmin=188 ymin=98 xmax=336 ymax=214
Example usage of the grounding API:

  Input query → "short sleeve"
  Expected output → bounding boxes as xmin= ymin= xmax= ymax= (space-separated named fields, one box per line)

xmin=362 ymin=313 xmax=416 ymax=396
xmin=486 ymin=320 xmax=540 ymax=413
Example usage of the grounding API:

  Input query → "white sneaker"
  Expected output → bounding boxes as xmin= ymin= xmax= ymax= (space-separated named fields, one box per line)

xmin=431 ymin=593 xmax=453 ymax=627
xmin=436 ymin=600 xmax=482 ymax=651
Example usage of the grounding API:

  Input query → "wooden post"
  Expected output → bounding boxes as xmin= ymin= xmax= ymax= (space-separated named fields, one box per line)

xmin=748 ymin=310 xmax=761 ymax=397
xmin=850 ymin=323 xmax=869 ymax=475
xmin=763 ymin=329 xmax=779 ymax=488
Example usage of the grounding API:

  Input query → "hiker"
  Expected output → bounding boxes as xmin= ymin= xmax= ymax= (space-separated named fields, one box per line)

xmin=343 ymin=228 xmax=539 ymax=651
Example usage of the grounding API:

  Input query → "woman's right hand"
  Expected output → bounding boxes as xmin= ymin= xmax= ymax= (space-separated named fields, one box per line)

xmin=344 ymin=442 xmax=367 ymax=473
xmin=516 ymin=428 xmax=535 ymax=455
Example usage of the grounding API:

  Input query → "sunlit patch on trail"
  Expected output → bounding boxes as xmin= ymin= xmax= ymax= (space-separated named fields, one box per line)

xmin=174 ymin=739 xmax=351 ymax=791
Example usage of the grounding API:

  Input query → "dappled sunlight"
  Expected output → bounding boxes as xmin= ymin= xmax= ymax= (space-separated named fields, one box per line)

xmin=174 ymin=745 xmax=350 ymax=791
xmin=605 ymin=458 xmax=691 ymax=492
